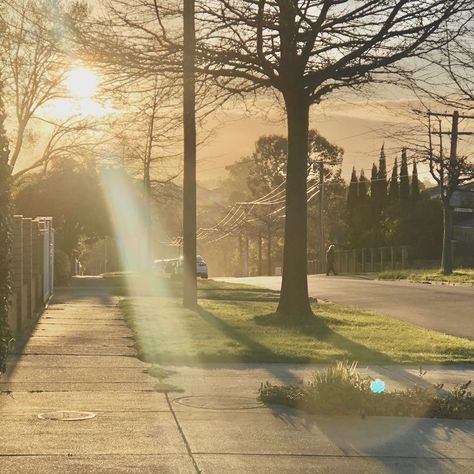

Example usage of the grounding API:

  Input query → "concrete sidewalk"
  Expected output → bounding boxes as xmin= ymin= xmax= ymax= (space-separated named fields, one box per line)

xmin=1 ymin=282 xmax=473 ymax=473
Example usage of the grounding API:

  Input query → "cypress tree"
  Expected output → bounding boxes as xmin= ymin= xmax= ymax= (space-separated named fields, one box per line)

xmin=0 ymin=79 xmax=12 ymax=374
xmin=388 ymin=157 xmax=399 ymax=201
xmin=377 ymin=144 xmax=387 ymax=207
xmin=347 ymin=167 xmax=358 ymax=210
xmin=356 ymin=169 xmax=370 ymax=247
xmin=369 ymin=162 xmax=381 ymax=246
xmin=358 ymin=169 xmax=368 ymax=202
xmin=370 ymin=163 xmax=378 ymax=210
xmin=411 ymin=159 xmax=421 ymax=201
xmin=347 ymin=167 xmax=358 ymax=247
xmin=399 ymin=148 xmax=410 ymax=201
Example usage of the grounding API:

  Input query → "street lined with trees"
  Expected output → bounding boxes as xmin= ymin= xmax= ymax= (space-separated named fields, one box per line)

xmin=0 ymin=2 xmax=474 ymax=471
xmin=0 ymin=0 xmax=472 ymax=331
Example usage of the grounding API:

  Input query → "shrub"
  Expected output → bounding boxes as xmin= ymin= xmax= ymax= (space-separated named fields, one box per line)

xmin=0 ymin=82 xmax=12 ymax=375
xmin=258 ymin=362 xmax=474 ymax=419
xmin=54 ymin=249 xmax=72 ymax=286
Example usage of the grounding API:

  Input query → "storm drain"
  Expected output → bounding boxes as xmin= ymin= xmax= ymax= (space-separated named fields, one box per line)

xmin=38 ymin=411 xmax=97 ymax=421
xmin=174 ymin=396 xmax=263 ymax=410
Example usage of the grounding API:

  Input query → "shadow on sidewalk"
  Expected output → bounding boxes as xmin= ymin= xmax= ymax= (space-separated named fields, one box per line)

xmin=2 ymin=278 xmax=117 ymax=382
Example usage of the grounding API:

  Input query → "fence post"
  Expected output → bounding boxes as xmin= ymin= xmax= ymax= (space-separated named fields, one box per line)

xmin=401 ymin=246 xmax=407 ymax=269
xmin=361 ymin=248 xmax=365 ymax=272
xmin=32 ymin=220 xmax=42 ymax=317
xmin=12 ymin=216 xmax=24 ymax=334
xmin=380 ymin=247 xmax=384 ymax=273
xmin=390 ymin=247 xmax=395 ymax=270
xmin=22 ymin=218 xmax=33 ymax=325
xmin=370 ymin=248 xmax=374 ymax=272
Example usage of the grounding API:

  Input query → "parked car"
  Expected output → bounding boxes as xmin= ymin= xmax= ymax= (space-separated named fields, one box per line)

xmin=153 ymin=256 xmax=208 ymax=279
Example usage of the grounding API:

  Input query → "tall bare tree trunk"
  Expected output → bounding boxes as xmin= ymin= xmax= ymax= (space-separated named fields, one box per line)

xmin=441 ymin=200 xmax=454 ymax=275
xmin=182 ymin=0 xmax=197 ymax=308
xmin=143 ymin=82 xmax=158 ymax=272
xmin=267 ymin=226 xmax=272 ymax=276
xmin=143 ymin=160 xmax=152 ymax=272
xmin=238 ymin=234 xmax=243 ymax=276
xmin=277 ymin=93 xmax=313 ymax=318
xmin=257 ymin=231 xmax=262 ymax=276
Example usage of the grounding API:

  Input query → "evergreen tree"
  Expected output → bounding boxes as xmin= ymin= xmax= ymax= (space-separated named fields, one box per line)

xmin=0 ymin=79 xmax=11 ymax=373
xmin=399 ymin=148 xmax=410 ymax=201
xmin=370 ymin=163 xmax=379 ymax=216
xmin=366 ymin=163 xmax=381 ymax=246
xmin=346 ymin=167 xmax=359 ymax=247
xmin=377 ymin=144 xmax=387 ymax=207
xmin=411 ymin=159 xmax=421 ymax=201
xmin=370 ymin=163 xmax=378 ymax=202
xmin=358 ymin=169 xmax=368 ymax=202
xmin=355 ymin=169 xmax=371 ymax=247
xmin=347 ymin=167 xmax=358 ymax=210
xmin=388 ymin=157 xmax=399 ymax=201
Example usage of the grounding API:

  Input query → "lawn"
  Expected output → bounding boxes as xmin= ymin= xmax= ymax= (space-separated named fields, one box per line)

xmin=120 ymin=280 xmax=474 ymax=365
xmin=378 ymin=268 xmax=474 ymax=285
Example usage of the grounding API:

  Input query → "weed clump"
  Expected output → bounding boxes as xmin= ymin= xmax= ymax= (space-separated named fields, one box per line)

xmin=258 ymin=361 xmax=474 ymax=419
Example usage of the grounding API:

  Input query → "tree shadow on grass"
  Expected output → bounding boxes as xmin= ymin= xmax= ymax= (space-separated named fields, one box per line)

xmin=253 ymin=311 xmax=394 ymax=365
xmin=196 ymin=306 xmax=289 ymax=362
xmin=198 ymin=287 xmax=280 ymax=302
xmin=195 ymin=305 xmax=302 ymax=384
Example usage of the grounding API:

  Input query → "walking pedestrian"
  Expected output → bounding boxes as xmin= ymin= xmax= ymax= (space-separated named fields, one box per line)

xmin=326 ymin=244 xmax=337 ymax=276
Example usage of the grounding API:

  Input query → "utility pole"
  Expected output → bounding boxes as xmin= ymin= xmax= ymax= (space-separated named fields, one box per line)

xmin=182 ymin=0 xmax=197 ymax=308
xmin=244 ymin=229 xmax=249 ymax=277
xmin=238 ymin=234 xmax=243 ymax=276
xmin=427 ymin=110 xmax=474 ymax=274
xmin=318 ymin=160 xmax=325 ymax=272
xmin=441 ymin=111 xmax=458 ymax=274
xmin=257 ymin=231 xmax=262 ymax=276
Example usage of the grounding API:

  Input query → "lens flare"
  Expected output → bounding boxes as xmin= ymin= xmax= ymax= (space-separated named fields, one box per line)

xmin=370 ymin=379 xmax=385 ymax=393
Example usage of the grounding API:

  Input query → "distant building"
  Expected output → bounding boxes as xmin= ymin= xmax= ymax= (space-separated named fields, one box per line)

xmin=451 ymin=185 xmax=474 ymax=261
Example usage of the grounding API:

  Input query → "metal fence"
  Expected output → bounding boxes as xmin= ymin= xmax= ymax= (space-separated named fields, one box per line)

xmin=8 ymin=215 xmax=54 ymax=337
xmin=308 ymin=246 xmax=410 ymax=274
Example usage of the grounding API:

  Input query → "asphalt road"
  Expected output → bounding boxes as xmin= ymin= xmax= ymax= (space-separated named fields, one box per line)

xmin=217 ymin=275 xmax=474 ymax=340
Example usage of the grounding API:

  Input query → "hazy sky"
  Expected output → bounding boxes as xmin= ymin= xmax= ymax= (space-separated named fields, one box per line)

xmin=197 ymin=96 xmax=435 ymax=187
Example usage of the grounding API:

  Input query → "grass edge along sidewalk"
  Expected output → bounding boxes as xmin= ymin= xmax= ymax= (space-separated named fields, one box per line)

xmin=378 ymin=268 xmax=474 ymax=285
xmin=118 ymin=280 xmax=474 ymax=365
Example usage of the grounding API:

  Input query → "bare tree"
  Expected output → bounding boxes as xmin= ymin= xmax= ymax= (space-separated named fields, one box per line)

xmin=426 ymin=112 xmax=474 ymax=274
xmin=0 ymin=0 xmax=99 ymax=178
xmin=115 ymin=79 xmax=183 ymax=270
xmin=425 ymin=16 xmax=474 ymax=107
xmin=188 ymin=0 xmax=472 ymax=319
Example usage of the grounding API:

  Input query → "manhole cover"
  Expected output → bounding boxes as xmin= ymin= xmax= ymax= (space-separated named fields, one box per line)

xmin=38 ymin=411 xmax=97 ymax=421
xmin=174 ymin=396 xmax=263 ymax=410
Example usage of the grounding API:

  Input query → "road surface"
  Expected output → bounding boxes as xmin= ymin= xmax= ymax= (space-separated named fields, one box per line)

xmin=217 ymin=275 xmax=474 ymax=340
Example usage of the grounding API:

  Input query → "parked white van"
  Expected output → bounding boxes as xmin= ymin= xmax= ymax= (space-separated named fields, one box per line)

xmin=153 ymin=256 xmax=208 ymax=279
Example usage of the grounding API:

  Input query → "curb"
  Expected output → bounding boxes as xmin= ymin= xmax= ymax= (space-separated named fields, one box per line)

xmin=378 ymin=278 xmax=474 ymax=288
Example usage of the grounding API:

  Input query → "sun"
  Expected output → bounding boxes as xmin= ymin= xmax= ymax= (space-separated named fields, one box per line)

xmin=38 ymin=66 xmax=114 ymax=118
xmin=65 ymin=67 xmax=100 ymax=98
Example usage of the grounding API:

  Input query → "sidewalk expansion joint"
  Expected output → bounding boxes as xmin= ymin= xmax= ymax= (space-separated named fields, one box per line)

xmin=165 ymin=392 xmax=202 ymax=474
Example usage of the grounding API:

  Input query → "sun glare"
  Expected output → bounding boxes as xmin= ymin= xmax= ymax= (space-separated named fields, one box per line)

xmin=40 ymin=66 xmax=114 ymax=119
xmin=65 ymin=67 xmax=99 ymax=98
